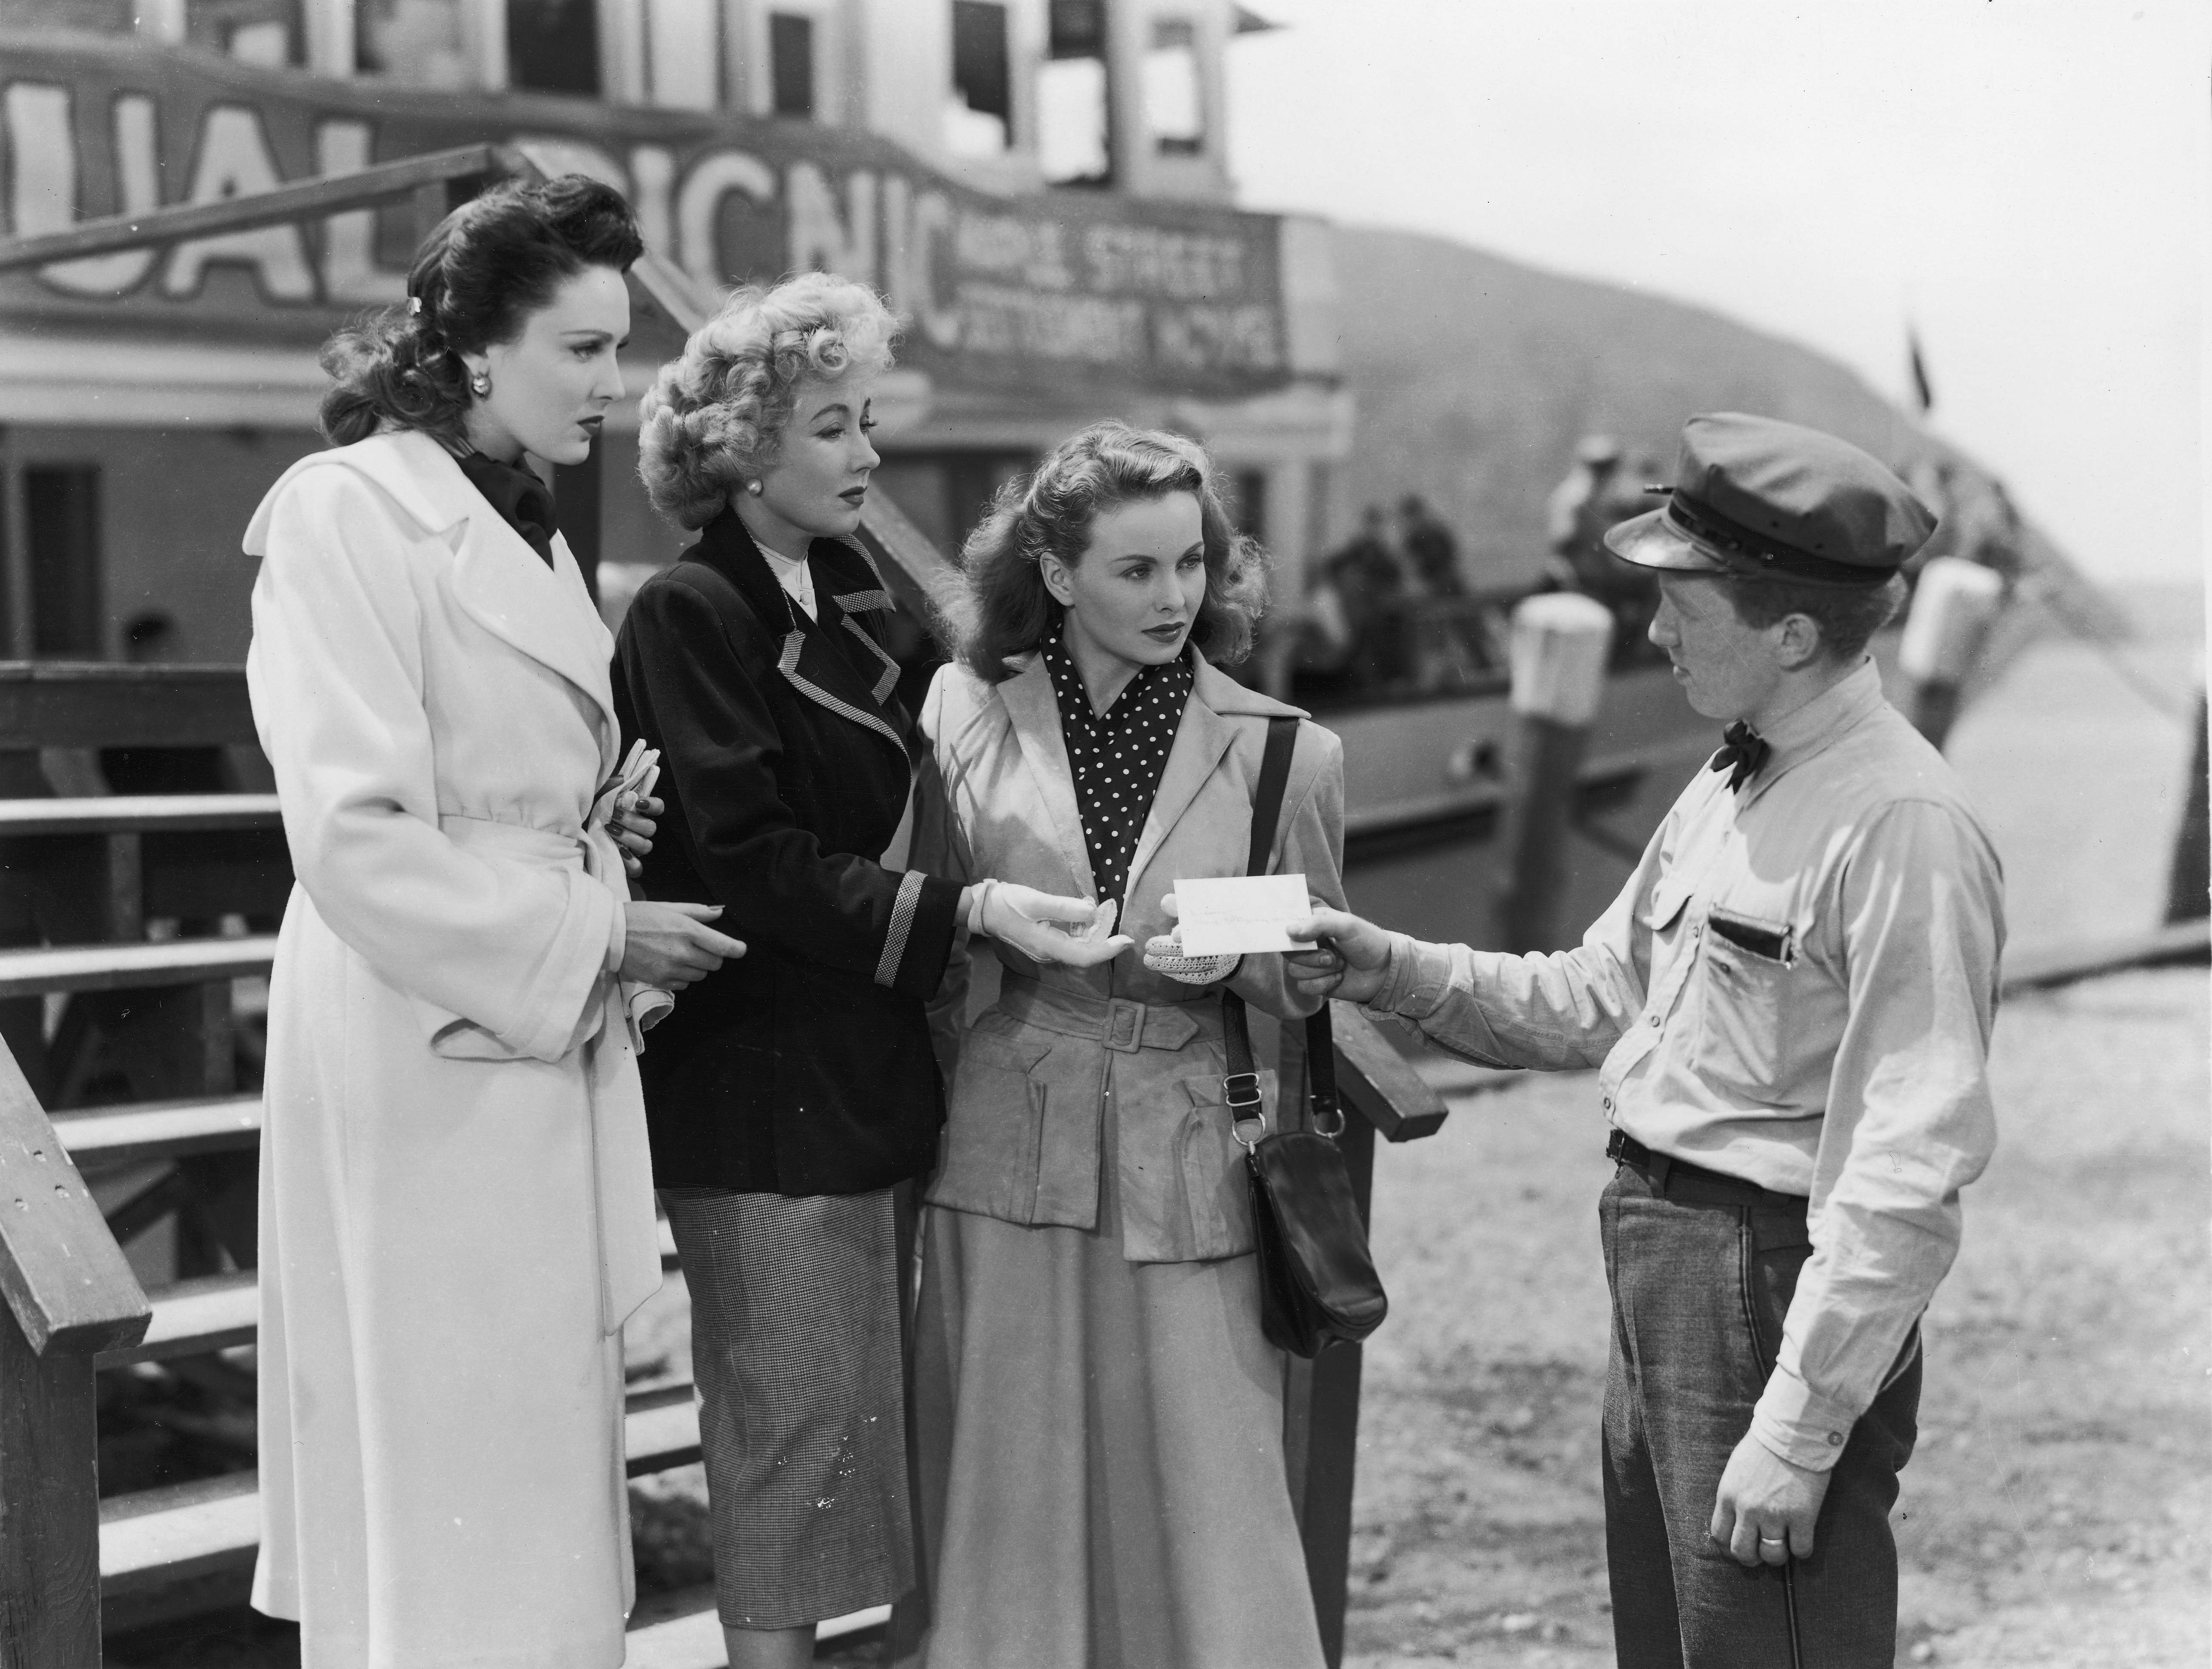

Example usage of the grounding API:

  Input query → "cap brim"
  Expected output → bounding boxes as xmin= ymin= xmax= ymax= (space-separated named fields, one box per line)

xmin=1603 ymin=506 xmax=1731 ymax=574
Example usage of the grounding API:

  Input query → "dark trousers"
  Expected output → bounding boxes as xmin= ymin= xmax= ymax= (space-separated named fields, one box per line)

xmin=1599 ymin=1161 xmax=1921 ymax=1669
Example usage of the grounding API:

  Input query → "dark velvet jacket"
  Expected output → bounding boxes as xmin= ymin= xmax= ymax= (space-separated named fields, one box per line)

xmin=611 ymin=508 xmax=962 ymax=1195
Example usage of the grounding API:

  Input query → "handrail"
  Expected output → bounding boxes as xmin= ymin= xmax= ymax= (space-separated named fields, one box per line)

xmin=0 ymin=144 xmax=512 ymax=274
xmin=0 ymin=1044 xmax=149 ymax=1360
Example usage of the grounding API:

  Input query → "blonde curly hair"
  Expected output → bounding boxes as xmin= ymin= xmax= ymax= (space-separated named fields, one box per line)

xmin=637 ymin=272 xmax=899 ymax=530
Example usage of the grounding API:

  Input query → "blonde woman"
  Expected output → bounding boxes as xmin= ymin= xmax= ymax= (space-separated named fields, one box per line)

xmin=897 ymin=422 xmax=1346 ymax=1668
xmin=613 ymin=274 xmax=1121 ymax=1669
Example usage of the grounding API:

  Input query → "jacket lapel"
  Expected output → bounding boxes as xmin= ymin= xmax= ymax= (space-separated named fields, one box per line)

xmin=1124 ymin=655 xmax=1308 ymax=902
xmin=694 ymin=512 xmax=908 ymax=757
xmin=997 ymin=656 xmax=1096 ymax=898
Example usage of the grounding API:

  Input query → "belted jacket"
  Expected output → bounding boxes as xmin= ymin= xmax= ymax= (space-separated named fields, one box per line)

xmin=911 ymin=653 xmax=1346 ymax=1263
xmin=612 ymin=508 xmax=963 ymax=1195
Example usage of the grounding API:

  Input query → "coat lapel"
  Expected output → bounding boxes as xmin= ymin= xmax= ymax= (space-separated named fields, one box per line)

xmin=997 ymin=656 xmax=1096 ymax=898
xmin=304 ymin=432 xmax=619 ymax=760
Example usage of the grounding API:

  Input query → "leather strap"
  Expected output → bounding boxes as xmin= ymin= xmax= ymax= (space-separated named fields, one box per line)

xmin=1226 ymin=718 xmax=1334 ymax=1133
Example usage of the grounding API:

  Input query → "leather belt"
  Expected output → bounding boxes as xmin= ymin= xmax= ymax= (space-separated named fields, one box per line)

xmin=1606 ymin=1128 xmax=1806 ymax=1209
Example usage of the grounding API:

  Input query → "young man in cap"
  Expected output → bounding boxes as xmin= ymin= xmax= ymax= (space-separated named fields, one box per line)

xmin=1288 ymin=413 xmax=2003 ymax=1667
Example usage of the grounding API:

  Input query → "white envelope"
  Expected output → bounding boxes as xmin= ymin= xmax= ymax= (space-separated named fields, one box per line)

xmin=1173 ymin=873 xmax=1315 ymax=956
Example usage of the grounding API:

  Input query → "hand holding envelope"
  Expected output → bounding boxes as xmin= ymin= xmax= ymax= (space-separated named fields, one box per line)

xmin=1144 ymin=875 xmax=1324 ymax=985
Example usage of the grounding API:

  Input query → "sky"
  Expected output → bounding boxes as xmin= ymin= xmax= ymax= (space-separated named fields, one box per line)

xmin=1224 ymin=0 xmax=2207 ymax=587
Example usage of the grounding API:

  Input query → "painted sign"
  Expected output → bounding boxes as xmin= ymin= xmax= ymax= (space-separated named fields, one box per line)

xmin=0 ymin=32 xmax=1294 ymax=399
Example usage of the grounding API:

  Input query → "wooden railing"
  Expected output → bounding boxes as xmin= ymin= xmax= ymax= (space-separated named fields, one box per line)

xmin=0 ymin=721 xmax=1445 ymax=1666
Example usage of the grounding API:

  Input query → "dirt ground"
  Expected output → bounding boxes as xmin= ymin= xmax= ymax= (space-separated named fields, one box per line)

xmin=1342 ymin=967 xmax=2209 ymax=1669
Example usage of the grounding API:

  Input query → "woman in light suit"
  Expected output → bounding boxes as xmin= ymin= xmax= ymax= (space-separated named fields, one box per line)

xmin=246 ymin=176 xmax=742 ymax=1669
xmin=897 ymin=422 xmax=1347 ymax=1669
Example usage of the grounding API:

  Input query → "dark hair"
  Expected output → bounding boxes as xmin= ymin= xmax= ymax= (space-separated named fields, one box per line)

xmin=318 ymin=174 xmax=644 ymax=447
xmin=1723 ymin=571 xmax=1907 ymax=663
xmin=952 ymin=422 xmax=1269 ymax=683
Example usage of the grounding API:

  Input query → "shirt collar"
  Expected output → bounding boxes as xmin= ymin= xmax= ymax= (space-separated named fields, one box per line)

xmin=1738 ymin=657 xmax=1887 ymax=808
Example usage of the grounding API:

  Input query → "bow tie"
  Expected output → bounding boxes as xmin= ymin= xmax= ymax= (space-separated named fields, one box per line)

xmin=1708 ymin=721 xmax=1770 ymax=791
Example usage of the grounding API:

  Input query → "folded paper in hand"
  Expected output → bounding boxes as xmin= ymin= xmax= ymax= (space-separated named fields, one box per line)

xmin=1173 ymin=873 xmax=1313 ymax=956
xmin=592 ymin=739 xmax=674 ymax=1050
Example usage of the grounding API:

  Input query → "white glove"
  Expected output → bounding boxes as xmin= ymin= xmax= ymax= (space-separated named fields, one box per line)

xmin=973 ymin=883 xmax=1132 ymax=968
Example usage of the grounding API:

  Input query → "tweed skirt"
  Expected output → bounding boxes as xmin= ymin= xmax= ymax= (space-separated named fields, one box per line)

xmin=662 ymin=1186 xmax=913 ymax=1630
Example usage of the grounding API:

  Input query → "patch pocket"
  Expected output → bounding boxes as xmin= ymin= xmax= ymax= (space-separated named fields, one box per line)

xmin=940 ymin=1024 xmax=1054 ymax=1219
xmin=1692 ymin=910 xmax=1797 ymax=1097
xmin=1176 ymin=1069 xmax=1275 ymax=1259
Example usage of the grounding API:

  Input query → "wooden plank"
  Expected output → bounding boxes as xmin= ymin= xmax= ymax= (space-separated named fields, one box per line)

xmin=98 ymin=1384 xmax=710 ymax=1611
xmin=0 ymin=796 xmax=281 ymax=837
xmin=0 ymin=1043 xmax=149 ymax=1358
xmin=623 ymin=1383 xmax=701 ymax=1477
xmin=1330 ymin=1004 xmax=1449 ymax=1143
xmin=96 ymin=1271 xmax=254 ymax=1368
xmin=0 ymin=1310 xmax=103 ymax=1666
xmin=0 ymin=665 xmax=256 ymax=751
xmin=0 ymin=145 xmax=509 ymax=274
xmin=1998 ymin=917 xmax=2211 ymax=997
xmin=0 ymin=937 xmax=277 ymax=999
xmin=624 ymin=1585 xmax=890 ymax=1667
xmin=50 ymin=1096 xmax=261 ymax=1168
xmin=98 ymin=1471 xmax=258 ymax=1599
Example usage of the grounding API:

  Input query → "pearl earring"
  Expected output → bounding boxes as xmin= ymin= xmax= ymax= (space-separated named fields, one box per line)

xmin=469 ymin=370 xmax=491 ymax=397
xmin=746 ymin=480 xmax=764 ymax=496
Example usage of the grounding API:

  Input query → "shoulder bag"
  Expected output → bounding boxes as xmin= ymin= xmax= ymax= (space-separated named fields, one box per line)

xmin=1220 ymin=717 xmax=1389 ymax=1358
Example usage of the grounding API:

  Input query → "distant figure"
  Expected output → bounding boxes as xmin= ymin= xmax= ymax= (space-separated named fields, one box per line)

xmin=1398 ymin=493 xmax=1466 ymax=596
xmin=1547 ymin=435 xmax=1660 ymax=656
xmin=1329 ymin=504 xmax=1413 ymax=690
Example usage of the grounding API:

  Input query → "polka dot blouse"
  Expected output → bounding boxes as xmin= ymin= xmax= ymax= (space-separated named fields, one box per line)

xmin=1041 ymin=628 xmax=1195 ymax=914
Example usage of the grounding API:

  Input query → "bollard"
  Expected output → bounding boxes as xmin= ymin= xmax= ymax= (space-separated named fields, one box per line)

xmin=1899 ymin=557 xmax=2006 ymax=750
xmin=2164 ymin=673 xmax=2209 ymax=924
xmin=1494 ymin=592 xmax=1614 ymax=952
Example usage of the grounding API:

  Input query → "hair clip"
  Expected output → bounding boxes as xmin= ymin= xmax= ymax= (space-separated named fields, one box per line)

xmin=408 ymin=296 xmax=423 ymax=316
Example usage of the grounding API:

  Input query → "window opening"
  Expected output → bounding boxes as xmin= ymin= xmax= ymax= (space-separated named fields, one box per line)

xmin=1040 ymin=0 xmax=1109 ymax=186
xmin=355 ymin=0 xmax=470 ymax=86
xmin=25 ymin=465 xmax=103 ymax=659
xmin=1143 ymin=16 xmax=1203 ymax=156
xmin=945 ymin=0 xmax=1012 ymax=157
xmin=184 ymin=0 xmax=304 ymax=64
xmin=508 ymin=0 xmax=602 ymax=95
xmin=769 ymin=11 xmax=815 ymax=118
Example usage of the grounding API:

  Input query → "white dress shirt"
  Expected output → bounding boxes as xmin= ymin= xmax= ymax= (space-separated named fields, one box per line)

xmin=1365 ymin=658 xmax=2004 ymax=1470
xmin=756 ymin=539 xmax=816 ymax=620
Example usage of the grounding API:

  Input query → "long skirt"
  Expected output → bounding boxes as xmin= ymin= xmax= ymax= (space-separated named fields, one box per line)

xmin=891 ymin=1097 xmax=1325 ymax=1669
xmin=662 ymin=1186 xmax=913 ymax=1630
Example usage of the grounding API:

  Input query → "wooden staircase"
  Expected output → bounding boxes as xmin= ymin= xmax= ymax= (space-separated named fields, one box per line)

xmin=0 ymin=673 xmax=1449 ymax=1669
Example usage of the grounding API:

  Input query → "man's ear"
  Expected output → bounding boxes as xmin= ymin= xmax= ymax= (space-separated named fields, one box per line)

xmin=1773 ymin=612 xmax=1825 ymax=671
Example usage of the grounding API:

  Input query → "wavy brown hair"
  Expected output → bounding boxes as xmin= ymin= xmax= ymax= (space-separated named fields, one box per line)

xmin=318 ymin=175 xmax=643 ymax=447
xmin=952 ymin=422 xmax=1269 ymax=683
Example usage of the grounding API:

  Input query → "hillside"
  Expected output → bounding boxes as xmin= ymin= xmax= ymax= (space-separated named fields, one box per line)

xmin=1322 ymin=225 xmax=2121 ymax=640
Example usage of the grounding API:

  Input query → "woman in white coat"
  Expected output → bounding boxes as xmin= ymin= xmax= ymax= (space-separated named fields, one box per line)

xmin=244 ymin=176 xmax=744 ymax=1669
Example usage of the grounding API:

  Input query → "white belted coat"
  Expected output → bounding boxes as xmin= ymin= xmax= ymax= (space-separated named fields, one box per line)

xmin=243 ymin=430 xmax=661 ymax=1669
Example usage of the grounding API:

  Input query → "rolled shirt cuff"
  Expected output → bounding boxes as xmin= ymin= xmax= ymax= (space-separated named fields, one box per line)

xmin=1364 ymin=932 xmax=1452 ymax=1020
xmin=1747 ymin=1363 xmax=1861 ymax=1474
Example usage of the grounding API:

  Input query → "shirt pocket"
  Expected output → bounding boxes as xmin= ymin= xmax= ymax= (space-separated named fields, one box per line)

xmin=1691 ymin=908 xmax=1799 ymax=1099
xmin=937 ymin=1022 xmax=1056 ymax=1222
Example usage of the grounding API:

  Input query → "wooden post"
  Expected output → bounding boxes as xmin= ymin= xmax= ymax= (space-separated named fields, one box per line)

xmin=0 ymin=1040 xmax=150 ymax=1667
xmin=1898 ymin=556 xmax=2004 ymax=751
xmin=2165 ymin=678 xmax=2209 ymax=924
xmin=1495 ymin=592 xmax=1614 ymax=952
